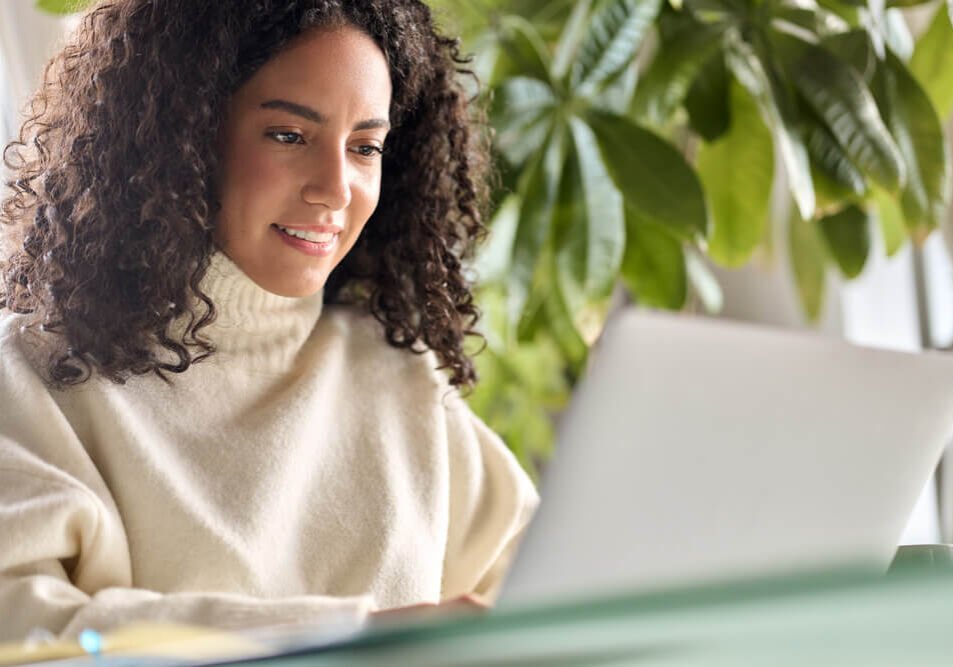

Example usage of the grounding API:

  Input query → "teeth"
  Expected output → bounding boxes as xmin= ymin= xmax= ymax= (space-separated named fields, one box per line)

xmin=277 ymin=225 xmax=335 ymax=243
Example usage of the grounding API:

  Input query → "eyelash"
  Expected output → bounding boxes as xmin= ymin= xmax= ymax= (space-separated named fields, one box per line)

xmin=266 ymin=132 xmax=385 ymax=158
xmin=353 ymin=145 xmax=385 ymax=158
xmin=268 ymin=131 xmax=305 ymax=145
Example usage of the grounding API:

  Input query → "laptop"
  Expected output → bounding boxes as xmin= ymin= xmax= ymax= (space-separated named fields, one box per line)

xmin=498 ymin=308 xmax=953 ymax=607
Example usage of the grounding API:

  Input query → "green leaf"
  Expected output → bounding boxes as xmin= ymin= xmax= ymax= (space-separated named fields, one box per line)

xmin=549 ymin=119 xmax=624 ymax=344
xmin=880 ymin=51 xmax=952 ymax=235
xmin=508 ymin=124 xmax=567 ymax=325
xmin=552 ymin=0 xmax=595 ymax=81
xmin=621 ymin=210 xmax=688 ymax=309
xmin=515 ymin=257 xmax=552 ymax=342
xmin=883 ymin=8 xmax=914 ymax=62
xmin=682 ymin=0 xmax=737 ymax=24
xmin=778 ymin=34 xmax=906 ymax=192
xmin=655 ymin=1 xmax=688 ymax=39
xmin=697 ymin=82 xmax=774 ymax=267
xmin=552 ymin=148 xmax=591 ymax=341
xmin=587 ymin=110 xmax=709 ymax=239
xmin=509 ymin=0 xmax=577 ymax=23
xmin=474 ymin=194 xmax=521 ymax=284
xmin=685 ymin=53 xmax=732 ymax=141
xmin=568 ymin=118 xmax=626 ymax=296
xmin=554 ymin=118 xmax=626 ymax=333
xmin=788 ymin=213 xmax=828 ymax=322
xmin=771 ymin=6 xmax=851 ymax=38
xmin=594 ymin=60 xmax=640 ymax=113
xmin=812 ymin=166 xmax=864 ymax=216
xmin=803 ymin=116 xmax=867 ymax=197
xmin=821 ymin=30 xmax=877 ymax=85
xmin=908 ymin=4 xmax=953 ymax=120
xmin=35 ymin=0 xmax=89 ymax=13
xmin=545 ymin=265 xmax=590 ymax=369
xmin=467 ymin=34 xmax=505 ymax=91
xmin=862 ymin=0 xmax=889 ymax=61
xmin=871 ymin=185 xmax=906 ymax=256
xmin=490 ymin=77 xmax=557 ymax=167
xmin=725 ymin=34 xmax=816 ymax=220
xmin=817 ymin=204 xmax=871 ymax=278
xmin=631 ymin=22 xmax=725 ymax=126
xmin=813 ymin=0 xmax=863 ymax=26
xmin=569 ymin=118 xmax=625 ymax=298
xmin=571 ymin=0 xmax=664 ymax=93
xmin=492 ymin=15 xmax=553 ymax=84
xmin=553 ymin=271 xmax=613 ymax=347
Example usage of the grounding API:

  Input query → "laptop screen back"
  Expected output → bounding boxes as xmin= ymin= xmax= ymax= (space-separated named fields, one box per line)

xmin=499 ymin=309 xmax=953 ymax=607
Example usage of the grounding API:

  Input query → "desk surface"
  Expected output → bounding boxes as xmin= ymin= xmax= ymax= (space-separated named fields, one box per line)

xmin=209 ymin=565 xmax=953 ymax=667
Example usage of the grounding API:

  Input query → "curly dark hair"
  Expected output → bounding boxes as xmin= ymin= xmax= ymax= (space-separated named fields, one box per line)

xmin=1 ymin=0 xmax=490 ymax=389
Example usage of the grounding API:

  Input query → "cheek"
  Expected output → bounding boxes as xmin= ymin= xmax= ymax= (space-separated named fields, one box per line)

xmin=353 ymin=172 xmax=382 ymax=222
xmin=338 ymin=176 xmax=380 ymax=257
xmin=220 ymin=148 xmax=292 ymax=230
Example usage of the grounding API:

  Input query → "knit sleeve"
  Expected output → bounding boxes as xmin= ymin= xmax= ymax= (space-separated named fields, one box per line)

xmin=440 ymin=394 xmax=539 ymax=604
xmin=0 ymin=465 xmax=373 ymax=641
xmin=0 ymin=323 xmax=372 ymax=642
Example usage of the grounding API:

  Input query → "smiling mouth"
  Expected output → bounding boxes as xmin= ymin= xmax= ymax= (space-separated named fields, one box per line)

xmin=273 ymin=224 xmax=338 ymax=243
xmin=272 ymin=224 xmax=340 ymax=257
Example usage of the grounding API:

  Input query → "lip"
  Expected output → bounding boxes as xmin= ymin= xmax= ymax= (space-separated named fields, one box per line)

xmin=272 ymin=223 xmax=340 ymax=257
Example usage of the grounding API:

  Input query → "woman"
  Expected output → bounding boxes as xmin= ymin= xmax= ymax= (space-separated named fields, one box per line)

xmin=0 ymin=0 xmax=537 ymax=640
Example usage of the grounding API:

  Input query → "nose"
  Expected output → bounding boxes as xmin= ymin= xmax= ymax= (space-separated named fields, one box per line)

xmin=301 ymin=146 xmax=351 ymax=211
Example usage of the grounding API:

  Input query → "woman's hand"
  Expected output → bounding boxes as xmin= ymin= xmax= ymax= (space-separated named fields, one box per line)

xmin=369 ymin=593 xmax=489 ymax=623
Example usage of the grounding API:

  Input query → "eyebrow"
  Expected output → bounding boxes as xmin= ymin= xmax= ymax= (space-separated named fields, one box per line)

xmin=260 ymin=99 xmax=390 ymax=131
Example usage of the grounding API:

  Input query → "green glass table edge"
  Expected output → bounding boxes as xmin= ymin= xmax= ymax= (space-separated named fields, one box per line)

xmin=206 ymin=560 xmax=953 ymax=666
xmin=890 ymin=543 xmax=953 ymax=571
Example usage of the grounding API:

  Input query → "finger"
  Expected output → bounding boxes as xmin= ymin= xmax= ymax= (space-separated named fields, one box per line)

xmin=456 ymin=593 xmax=490 ymax=608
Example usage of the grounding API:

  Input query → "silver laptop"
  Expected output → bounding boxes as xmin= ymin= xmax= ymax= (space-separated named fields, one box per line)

xmin=499 ymin=308 xmax=953 ymax=607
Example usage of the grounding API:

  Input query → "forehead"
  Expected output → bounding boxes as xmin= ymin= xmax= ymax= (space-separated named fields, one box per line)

xmin=237 ymin=25 xmax=392 ymax=114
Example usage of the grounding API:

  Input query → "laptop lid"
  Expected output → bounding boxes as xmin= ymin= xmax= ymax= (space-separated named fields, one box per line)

xmin=499 ymin=309 xmax=953 ymax=607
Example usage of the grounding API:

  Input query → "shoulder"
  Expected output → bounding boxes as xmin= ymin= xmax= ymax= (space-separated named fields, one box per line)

xmin=0 ymin=311 xmax=28 ymax=350
xmin=317 ymin=305 xmax=530 ymax=471
xmin=316 ymin=304 xmax=535 ymax=494
xmin=444 ymin=389 xmax=538 ymax=503
xmin=0 ymin=313 xmax=50 ymax=385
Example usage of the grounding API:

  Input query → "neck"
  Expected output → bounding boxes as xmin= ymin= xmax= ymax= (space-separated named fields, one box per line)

xmin=191 ymin=251 xmax=325 ymax=370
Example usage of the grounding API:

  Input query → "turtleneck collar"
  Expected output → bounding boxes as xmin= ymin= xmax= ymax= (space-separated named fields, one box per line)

xmin=194 ymin=251 xmax=324 ymax=370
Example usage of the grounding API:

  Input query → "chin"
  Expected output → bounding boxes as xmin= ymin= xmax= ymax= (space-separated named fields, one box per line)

xmin=223 ymin=246 xmax=332 ymax=298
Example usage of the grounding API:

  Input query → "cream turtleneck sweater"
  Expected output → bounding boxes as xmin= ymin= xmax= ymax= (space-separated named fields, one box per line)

xmin=0 ymin=252 xmax=538 ymax=640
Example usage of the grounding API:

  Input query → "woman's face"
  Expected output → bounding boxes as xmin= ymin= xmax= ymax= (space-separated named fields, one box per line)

xmin=216 ymin=25 xmax=392 ymax=297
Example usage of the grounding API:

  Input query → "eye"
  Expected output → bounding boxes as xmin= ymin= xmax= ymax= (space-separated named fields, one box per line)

xmin=351 ymin=144 xmax=384 ymax=158
xmin=266 ymin=131 xmax=305 ymax=145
